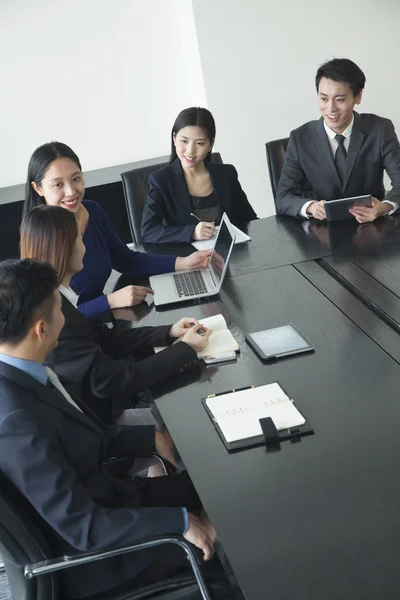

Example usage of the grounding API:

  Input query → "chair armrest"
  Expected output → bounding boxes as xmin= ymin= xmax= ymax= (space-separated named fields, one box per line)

xmin=24 ymin=535 xmax=211 ymax=600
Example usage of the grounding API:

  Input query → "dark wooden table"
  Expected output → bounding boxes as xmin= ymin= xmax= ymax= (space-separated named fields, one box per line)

xmin=117 ymin=255 xmax=400 ymax=599
xmin=112 ymin=213 xmax=400 ymax=599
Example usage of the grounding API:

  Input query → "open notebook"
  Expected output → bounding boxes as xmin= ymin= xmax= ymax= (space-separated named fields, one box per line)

xmin=154 ymin=314 xmax=239 ymax=359
xmin=203 ymin=382 xmax=311 ymax=451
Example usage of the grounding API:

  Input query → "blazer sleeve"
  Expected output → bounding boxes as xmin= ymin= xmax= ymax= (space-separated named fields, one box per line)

xmin=53 ymin=316 xmax=199 ymax=401
xmin=227 ymin=165 xmax=258 ymax=223
xmin=97 ymin=204 xmax=177 ymax=274
xmin=141 ymin=173 xmax=197 ymax=244
xmin=0 ymin=408 xmax=185 ymax=553
xmin=77 ymin=295 xmax=111 ymax=322
xmin=381 ymin=119 xmax=400 ymax=206
xmin=275 ymin=132 xmax=316 ymax=218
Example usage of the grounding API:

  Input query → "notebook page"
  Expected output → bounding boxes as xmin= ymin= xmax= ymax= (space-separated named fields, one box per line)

xmin=206 ymin=382 xmax=305 ymax=443
xmin=197 ymin=329 xmax=239 ymax=358
xmin=199 ymin=314 xmax=227 ymax=332
xmin=154 ymin=314 xmax=235 ymax=354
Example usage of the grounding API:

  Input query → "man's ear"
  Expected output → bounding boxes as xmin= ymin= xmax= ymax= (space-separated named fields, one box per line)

xmin=355 ymin=90 xmax=363 ymax=106
xmin=32 ymin=319 xmax=46 ymax=342
xmin=31 ymin=181 xmax=44 ymax=197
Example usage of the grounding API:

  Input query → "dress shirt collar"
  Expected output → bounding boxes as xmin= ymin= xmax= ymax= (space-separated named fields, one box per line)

xmin=323 ymin=113 xmax=354 ymax=141
xmin=0 ymin=353 xmax=47 ymax=385
xmin=59 ymin=284 xmax=79 ymax=308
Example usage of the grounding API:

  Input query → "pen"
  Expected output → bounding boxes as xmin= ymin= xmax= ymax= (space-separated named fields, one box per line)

xmin=190 ymin=212 xmax=202 ymax=222
xmin=189 ymin=321 xmax=206 ymax=336
xmin=207 ymin=385 xmax=255 ymax=398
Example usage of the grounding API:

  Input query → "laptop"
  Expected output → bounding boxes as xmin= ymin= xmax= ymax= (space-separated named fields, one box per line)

xmin=325 ymin=194 xmax=372 ymax=222
xmin=150 ymin=213 xmax=235 ymax=307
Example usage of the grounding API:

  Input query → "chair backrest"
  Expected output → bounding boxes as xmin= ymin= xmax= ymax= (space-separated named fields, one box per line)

xmin=0 ymin=471 xmax=61 ymax=600
xmin=265 ymin=138 xmax=289 ymax=201
xmin=121 ymin=153 xmax=223 ymax=245
xmin=0 ymin=200 xmax=24 ymax=261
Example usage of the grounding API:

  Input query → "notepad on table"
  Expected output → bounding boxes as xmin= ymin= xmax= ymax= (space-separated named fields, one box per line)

xmin=191 ymin=217 xmax=250 ymax=250
xmin=154 ymin=314 xmax=239 ymax=359
xmin=204 ymin=382 xmax=305 ymax=445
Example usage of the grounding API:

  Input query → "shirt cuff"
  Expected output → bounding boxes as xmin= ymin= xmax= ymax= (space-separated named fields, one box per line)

xmin=299 ymin=201 xmax=313 ymax=219
xmin=382 ymin=200 xmax=399 ymax=215
xmin=182 ymin=508 xmax=189 ymax=534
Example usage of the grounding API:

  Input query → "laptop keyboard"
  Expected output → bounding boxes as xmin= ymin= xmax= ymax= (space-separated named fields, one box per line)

xmin=173 ymin=271 xmax=209 ymax=298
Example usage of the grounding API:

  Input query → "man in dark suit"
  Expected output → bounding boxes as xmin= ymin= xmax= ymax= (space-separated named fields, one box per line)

xmin=0 ymin=259 xmax=221 ymax=599
xmin=275 ymin=58 xmax=400 ymax=222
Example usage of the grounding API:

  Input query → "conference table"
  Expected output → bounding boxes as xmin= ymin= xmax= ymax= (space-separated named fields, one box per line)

xmin=115 ymin=214 xmax=400 ymax=600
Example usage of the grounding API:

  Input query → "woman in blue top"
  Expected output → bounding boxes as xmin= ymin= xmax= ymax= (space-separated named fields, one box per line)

xmin=141 ymin=107 xmax=257 ymax=244
xmin=23 ymin=142 xmax=211 ymax=320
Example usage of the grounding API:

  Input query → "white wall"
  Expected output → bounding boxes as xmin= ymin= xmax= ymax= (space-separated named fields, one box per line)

xmin=0 ymin=0 xmax=206 ymax=187
xmin=192 ymin=0 xmax=400 ymax=217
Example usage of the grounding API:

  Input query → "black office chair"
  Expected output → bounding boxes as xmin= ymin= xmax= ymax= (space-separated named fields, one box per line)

xmin=121 ymin=153 xmax=223 ymax=245
xmin=0 ymin=470 xmax=231 ymax=600
xmin=265 ymin=138 xmax=289 ymax=202
xmin=0 ymin=200 xmax=24 ymax=261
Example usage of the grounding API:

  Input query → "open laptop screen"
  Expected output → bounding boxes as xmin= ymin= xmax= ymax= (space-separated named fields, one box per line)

xmin=210 ymin=219 xmax=233 ymax=285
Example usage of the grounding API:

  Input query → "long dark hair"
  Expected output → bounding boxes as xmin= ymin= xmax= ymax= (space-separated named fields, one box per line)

xmin=24 ymin=142 xmax=82 ymax=218
xmin=20 ymin=205 xmax=78 ymax=286
xmin=169 ymin=107 xmax=216 ymax=163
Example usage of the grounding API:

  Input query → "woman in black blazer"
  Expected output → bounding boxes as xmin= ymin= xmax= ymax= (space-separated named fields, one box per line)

xmin=141 ymin=107 xmax=257 ymax=244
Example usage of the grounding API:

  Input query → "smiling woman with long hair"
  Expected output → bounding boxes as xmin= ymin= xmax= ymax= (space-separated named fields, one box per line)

xmin=23 ymin=142 xmax=211 ymax=321
xmin=141 ymin=106 xmax=257 ymax=244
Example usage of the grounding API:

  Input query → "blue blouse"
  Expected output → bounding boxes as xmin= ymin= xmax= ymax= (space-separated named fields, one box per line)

xmin=70 ymin=200 xmax=176 ymax=320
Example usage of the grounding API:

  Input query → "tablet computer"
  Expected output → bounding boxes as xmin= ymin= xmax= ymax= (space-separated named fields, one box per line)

xmin=325 ymin=195 xmax=372 ymax=222
xmin=245 ymin=324 xmax=314 ymax=361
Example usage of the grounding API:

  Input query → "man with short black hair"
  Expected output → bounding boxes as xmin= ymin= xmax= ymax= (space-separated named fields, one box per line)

xmin=0 ymin=259 xmax=224 ymax=599
xmin=276 ymin=58 xmax=400 ymax=222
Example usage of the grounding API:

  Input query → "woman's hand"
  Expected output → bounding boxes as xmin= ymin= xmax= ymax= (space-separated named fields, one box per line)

xmin=181 ymin=323 xmax=212 ymax=353
xmin=175 ymin=250 xmax=212 ymax=271
xmin=107 ymin=285 xmax=153 ymax=309
xmin=193 ymin=221 xmax=216 ymax=240
xmin=169 ymin=317 xmax=200 ymax=339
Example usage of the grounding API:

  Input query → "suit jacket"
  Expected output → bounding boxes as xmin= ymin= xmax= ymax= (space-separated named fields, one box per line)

xmin=141 ymin=158 xmax=258 ymax=243
xmin=0 ymin=361 xmax=185 ymax=598
xmin=45 ymin=295 xmax=199 ymax=423
xmin=275 ymin=112 xmax=400 ymax=218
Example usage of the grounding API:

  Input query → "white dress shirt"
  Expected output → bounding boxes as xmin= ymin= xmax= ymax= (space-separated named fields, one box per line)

xmin=300 ymin=114 xmax=398 ymax=218
xmin=59 ymin=284 xmax=79 ymax=307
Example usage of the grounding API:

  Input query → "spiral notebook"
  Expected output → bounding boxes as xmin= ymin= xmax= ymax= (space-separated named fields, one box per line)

xmin=202 ymin=382 xmax=312 ymax=451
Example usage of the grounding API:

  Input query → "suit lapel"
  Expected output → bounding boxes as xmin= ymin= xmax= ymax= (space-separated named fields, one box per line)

xmin=343 ymin=113 xmax=365 ymax=191
xmin=316 ymin=117 xmax=343 ymax=190
xmin=36 ymin=382 xmax=105 ymax=434
xmin=206 ymin=163 xmax=230 ymax=214
xmin=0 ymin=361 xmax=104 ymax=436
xmin=171 ymin=159 xmax=230 ymax=217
